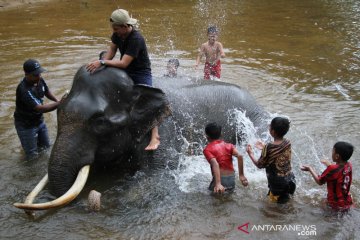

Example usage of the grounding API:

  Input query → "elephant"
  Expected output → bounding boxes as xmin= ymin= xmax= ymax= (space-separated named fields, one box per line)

xmin=14 ymin=66 xmax=269 ymax=211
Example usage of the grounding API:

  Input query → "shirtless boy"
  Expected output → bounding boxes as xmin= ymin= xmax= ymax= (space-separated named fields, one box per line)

xmin=195 ymin=26 xmax=225 ymax=80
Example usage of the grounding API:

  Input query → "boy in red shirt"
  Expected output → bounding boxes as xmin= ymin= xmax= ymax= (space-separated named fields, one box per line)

xmin=301 ymin=141 xmax=354 ymax=211
xmin=203 ymin=122 xmax=248 ymax=193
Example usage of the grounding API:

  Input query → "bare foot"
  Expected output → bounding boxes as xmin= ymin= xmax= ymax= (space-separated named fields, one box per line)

xmin=145 ymin=137 xmax=160 ymax=151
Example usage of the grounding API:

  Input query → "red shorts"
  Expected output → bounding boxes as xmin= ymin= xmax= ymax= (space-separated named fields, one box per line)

xmin=204 ymin=60 xmax=221 ymax=80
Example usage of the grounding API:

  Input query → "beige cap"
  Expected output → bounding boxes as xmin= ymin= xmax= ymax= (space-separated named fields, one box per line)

xmin=110 ymin=9 xmax=137 ymax=25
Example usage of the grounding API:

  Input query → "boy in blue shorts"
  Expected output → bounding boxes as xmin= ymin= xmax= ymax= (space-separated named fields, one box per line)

xmin=203 ymin=122 xmax=248 ymax=193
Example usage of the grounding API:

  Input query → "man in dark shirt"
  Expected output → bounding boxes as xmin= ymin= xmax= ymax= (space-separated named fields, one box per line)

xmin=14 ymin=59 xmax=61 ymax=159
xmin=87 ymin=9 xmax=160 ymax=151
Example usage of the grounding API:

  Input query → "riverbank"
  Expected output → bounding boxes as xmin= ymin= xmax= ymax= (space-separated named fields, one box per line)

xmin=0 ymin=0 xmax=52 ymax=11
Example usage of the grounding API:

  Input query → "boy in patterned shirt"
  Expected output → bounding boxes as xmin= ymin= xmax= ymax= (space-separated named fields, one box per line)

xmin=246 ymin=117 xmax=296 ymax=203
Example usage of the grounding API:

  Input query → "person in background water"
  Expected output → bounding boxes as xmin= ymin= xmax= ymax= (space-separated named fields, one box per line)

xmin=195 ymin=26 xmax=225 ymax=80
xmin=301 ymin=141 xmax=354 ymax=211
xmin=203 ymin=122 xmax=248 ymax=194
xmin=86 ymin=9 xmax=160 ymax=151
xmin=246 ymin=117 xmax=296 ymax=203
xmin=164 ymin=58 xmax=179 ymax=78
xmin=14 ymin=59 xmax=62 ymax=159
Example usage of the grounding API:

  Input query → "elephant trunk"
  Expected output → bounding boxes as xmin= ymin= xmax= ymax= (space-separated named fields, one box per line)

xmin=14 ymin=165 xmax=90 ymax=210
xmin=48 ymin=125 xmax=96 ymax=197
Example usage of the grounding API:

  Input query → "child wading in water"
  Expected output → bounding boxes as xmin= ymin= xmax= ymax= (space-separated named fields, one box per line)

xmin=203 ymin=122 xmax=248 ymax=194
xmin=195 ymin=26 xmax=225 ymax=80
xmin=246 ymin=117 xmax=296 ymax=203
xmin=301 ymin=141 xmax=354 ymax=211
xmin=164 ymin=58 xmax=179 ymax=78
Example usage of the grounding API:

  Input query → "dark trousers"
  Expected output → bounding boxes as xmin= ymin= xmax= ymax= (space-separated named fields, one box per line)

xmin=15 ymin=120 xmax=50 ymax=158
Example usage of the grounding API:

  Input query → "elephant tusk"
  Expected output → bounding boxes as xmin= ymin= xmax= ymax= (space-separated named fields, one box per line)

xmin=24 ymin=174 xmax=49 ymax=204
xmin=14 ymin=165 xmax=90 ymax=211
xmin=21 ymin=173 xmax=49 ymax=216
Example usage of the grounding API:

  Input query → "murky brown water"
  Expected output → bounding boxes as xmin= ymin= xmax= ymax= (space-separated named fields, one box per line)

xmin=1 ymin=0 xmax=359 ymax=239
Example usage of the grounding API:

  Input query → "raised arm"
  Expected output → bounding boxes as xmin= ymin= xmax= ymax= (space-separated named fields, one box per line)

xmin=300 ymin=165 xmax=322 ymax=185
xmin=320 ymin=159 xmax=332 ymax=167
xmin=246 ymin=144 xmax=260 ymax=168
xmin=102 ymin=43 xmax=117 ymax=60
xmin=103 ymin=54 xmax=134 ymax=69
xmin=86 ymin=43 xmax=134 ymax=73
xmin=102 ymin=42 xmax=134 ymax=68
xmin=34 ymin=101 xmax=61 ymax=113
xmin=45 ymin=89 xmax=58 ymax=103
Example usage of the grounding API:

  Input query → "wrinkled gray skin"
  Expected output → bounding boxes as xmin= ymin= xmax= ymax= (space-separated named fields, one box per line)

xmin=48 ymin=66 xmax=269 ymax=197
xmin=154 ymin=76 xmax=269 ymax=152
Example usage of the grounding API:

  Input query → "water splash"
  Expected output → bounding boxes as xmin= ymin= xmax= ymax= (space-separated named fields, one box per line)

xmin=173 ymin=155 xmax=210 ymax=193
xmin=334 ymin=83 xmax=352 ymax=100
xmin=172 ymin=108 xmax=272 ymax=193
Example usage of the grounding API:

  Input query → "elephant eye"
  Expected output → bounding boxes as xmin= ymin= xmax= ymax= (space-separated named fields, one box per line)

xmin=88 ymin=111 xmax=128 ymax=135
xmin=88 ymin=113 xmax=112 ymax=135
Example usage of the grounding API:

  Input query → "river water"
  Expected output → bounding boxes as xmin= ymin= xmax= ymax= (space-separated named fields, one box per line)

xmin=0 ymin=1 xmax=359 ymax=239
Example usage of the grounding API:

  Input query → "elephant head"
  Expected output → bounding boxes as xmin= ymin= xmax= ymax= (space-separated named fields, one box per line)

xmin=14 ymin=66 xmax=171 ymax=211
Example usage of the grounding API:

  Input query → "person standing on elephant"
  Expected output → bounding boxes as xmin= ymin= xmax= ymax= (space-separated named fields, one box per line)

xmin=86 ymin=9 xmax=160 ymax=151
xmin=246 ymin=117 xmax=296 ymax=203
xmin=14 ymin=59 xmax=62 ymax=159
xmin=195 ymin=26 xmax=225 ymax=80
xmin=203 ymin=122 xmax=248 ymax=194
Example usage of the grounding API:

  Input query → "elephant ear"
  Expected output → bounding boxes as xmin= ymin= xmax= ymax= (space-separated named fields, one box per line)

xmin=130 ymin=85 xmax=171 ymax=141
